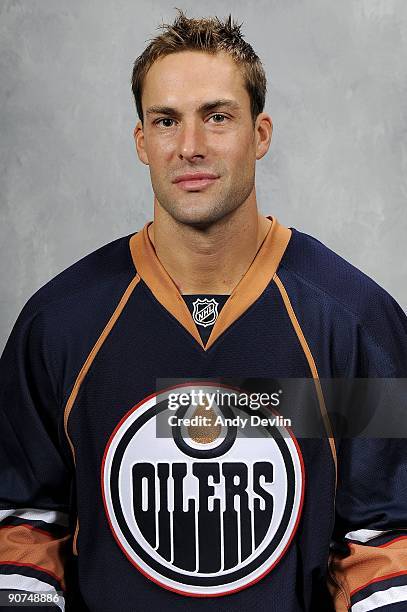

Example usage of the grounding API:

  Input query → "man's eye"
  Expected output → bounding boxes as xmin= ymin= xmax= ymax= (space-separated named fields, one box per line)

xmin=155 ymin=118 xmax=175 ymax=127
xmin=209 ymin=114 xmax=228 ymax=123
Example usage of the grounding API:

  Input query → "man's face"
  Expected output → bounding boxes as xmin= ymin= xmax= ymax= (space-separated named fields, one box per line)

xmin=134 ymin=50 xmax=272 ymax=227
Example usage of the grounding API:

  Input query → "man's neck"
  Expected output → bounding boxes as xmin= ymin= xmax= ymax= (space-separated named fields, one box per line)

xmin=147 ymin=199 xmax=272 ymax=295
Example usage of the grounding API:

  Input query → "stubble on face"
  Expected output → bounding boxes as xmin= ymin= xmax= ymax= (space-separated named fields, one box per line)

xmin=149 ymin=157 xmax=256 ymax=229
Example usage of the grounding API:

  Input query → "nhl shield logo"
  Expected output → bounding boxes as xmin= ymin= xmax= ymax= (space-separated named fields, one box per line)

xmin=101 ymin=384 xmax=304 ymax=597
xmin=192 ymin=298 xmax=219 ymax=327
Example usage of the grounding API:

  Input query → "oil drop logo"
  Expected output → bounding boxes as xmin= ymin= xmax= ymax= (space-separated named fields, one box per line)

xmin=101 ymin=384 xmax=304 ymax=596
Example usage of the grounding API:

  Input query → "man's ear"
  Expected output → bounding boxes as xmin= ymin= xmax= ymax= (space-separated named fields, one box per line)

xmin=133 ymin=121 xmax=149 ymax=166
xmin=255 ymin=113 xmax=273 ymax=161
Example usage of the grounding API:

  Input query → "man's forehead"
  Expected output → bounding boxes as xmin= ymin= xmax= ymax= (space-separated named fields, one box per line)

xmin=142 ymin=52 xmax=248 ymax=114
xmin=143 ymin=51 xmax=245 ymax=94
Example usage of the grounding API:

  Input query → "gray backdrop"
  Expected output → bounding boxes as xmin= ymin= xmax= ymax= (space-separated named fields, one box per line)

xmin=1 ymin=0 xmax=406 ymax=352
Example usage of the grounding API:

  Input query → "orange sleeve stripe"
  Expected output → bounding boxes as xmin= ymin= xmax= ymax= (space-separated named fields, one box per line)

xmin=330 ymin=540 xmax=407 ymax=599
xmin=0 ymin=523 xmax=67 ymax=539
xmin=0 ymin=525 xmax=70 ymax=590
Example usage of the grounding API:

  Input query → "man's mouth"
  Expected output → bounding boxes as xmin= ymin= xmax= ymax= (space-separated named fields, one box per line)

xmin=175 ymin=177 xmax=219 ymax=191
xmin=173 ymin=172 xmax=219 ymax=191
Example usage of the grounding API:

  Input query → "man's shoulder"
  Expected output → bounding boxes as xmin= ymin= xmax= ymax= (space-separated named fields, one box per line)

xmin=280 ymin=226 xmax=402 ymax=322
xmin=21 ymin=232 xmax=137 ymax=320
xmin=2 ymin=232 xmax=140 ymax=406
xmin=7 ymin=232 xmax=138 ymax=363
xmin=279 ymin=226 xmax=407 ymax=376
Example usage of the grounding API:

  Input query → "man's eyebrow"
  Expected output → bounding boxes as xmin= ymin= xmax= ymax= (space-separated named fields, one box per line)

xmin=145 ymin=99 xmax=241 ymax=117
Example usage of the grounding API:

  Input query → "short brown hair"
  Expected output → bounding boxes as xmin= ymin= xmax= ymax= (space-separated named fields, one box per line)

xmin=131 ymin=8 xmax=267 ymax=127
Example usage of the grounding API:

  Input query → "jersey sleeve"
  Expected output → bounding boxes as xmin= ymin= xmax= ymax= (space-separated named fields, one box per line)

xmin=327 ymin=291 xmax=407 ymax=611
xmin=0 ymin=298 xmax=74 ymax=611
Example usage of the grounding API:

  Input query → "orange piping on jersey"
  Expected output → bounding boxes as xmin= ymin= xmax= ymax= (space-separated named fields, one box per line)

xmin=130 ymin=216 xmax=292 ymax=351
xmin=63 ymin=273 xmax=141 ymax=555
xmin=0 ymin=525 xmax=70 ymax=590
xmin=273 ymin=273 xmax=338 ymax=487
xmin=73 ymin=518 xmax=79 ymax=557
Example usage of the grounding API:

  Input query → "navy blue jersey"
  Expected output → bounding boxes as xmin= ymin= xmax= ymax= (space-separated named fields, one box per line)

xmin=1 ymin=216 xmax=407 ymax=611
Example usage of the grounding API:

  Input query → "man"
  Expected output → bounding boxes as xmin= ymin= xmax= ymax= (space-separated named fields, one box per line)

xmin=1 ymin=9 xmax=407 ymax=612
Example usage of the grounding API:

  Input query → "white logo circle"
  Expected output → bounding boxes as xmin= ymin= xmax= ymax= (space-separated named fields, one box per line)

xmin=102 ymin=384 xmax=304 ymax=596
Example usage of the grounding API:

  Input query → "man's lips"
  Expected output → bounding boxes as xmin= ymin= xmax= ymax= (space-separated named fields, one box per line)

xmin=173 ymin=173 xmax=219 ymax=191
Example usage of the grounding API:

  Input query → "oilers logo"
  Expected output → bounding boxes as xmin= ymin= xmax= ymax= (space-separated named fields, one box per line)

xmin=192 ymin=298 xmax=219 ymax=327
xmin=101 ymin=384 xmax=304 ymax=596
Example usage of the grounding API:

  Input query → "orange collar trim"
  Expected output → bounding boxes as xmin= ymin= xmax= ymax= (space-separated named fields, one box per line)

xmin=129 ymin=216 xmax=292 ymax=351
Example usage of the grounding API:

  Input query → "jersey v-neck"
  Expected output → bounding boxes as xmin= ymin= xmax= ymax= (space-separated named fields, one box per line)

xmin=129 ymin=216 xmax=292 ymax=351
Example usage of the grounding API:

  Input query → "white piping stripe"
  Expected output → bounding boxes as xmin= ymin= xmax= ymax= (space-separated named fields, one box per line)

xmin=345 ymin=529 xmax=387 ymax=543
xmin=352 ymin=584 xmax=407 ymax=611
xmin=0 ymin=509 xmax=69 ymax=527
xmin=0 ymin=574 xmax=65 ymax=611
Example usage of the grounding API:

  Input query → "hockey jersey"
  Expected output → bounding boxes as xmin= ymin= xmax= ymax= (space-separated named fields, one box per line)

xmin=1 ymin=215 xmax=407 ymax=611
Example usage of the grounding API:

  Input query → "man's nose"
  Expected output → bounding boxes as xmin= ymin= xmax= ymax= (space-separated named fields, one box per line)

xmin=177 ymin=119 xmax=207 ymax=161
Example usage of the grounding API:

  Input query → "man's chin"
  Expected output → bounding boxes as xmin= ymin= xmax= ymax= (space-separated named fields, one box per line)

xmin=165 ymin=205 xmax=227 ymax=229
